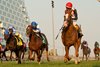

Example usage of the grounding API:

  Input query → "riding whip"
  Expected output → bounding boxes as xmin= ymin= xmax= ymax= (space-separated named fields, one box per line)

xmin=55 ymin=25 xmax=63 ymax=40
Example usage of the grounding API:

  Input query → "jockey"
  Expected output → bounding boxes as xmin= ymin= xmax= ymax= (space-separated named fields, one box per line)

xmin=94 ymin=41 xmax=99 ymax=48
xmin=15 ymin=32 xmax=24 ymax=46
xmin=15 ymin=32 xmax=22 ymax=39
xmin=83 ymin=40 xmax=88 ymax=47
xmin=63 ymin=2 xmax=83 ymax=37
xmin=8 ymin=25 xmax=16 ymax=35
xmin=7 ymin=25 xmax=16 ymax=44
xmin=31 ymin=21 xmax=43 ymax=40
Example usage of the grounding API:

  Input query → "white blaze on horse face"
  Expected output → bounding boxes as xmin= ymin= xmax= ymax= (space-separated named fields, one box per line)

xmin=65 ymin=14 xmax=68 ymax=19
xmin=63 ymin=14 xmax=69 ymax=27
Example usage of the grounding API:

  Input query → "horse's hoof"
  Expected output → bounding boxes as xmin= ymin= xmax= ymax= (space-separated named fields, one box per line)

xmin=18 ymin=61 xmax=21 ymax=64
xmin=64 ymin=58 xmax=68 ymax=63
xmin=75 ymin=60 xmax=79 ymax=64
xmin=30 ymin=58 xmax=35 ymax=61
xmin=29 ymin=58 xmax=35 ymax=61
xmin=47 ymin=58 xmax=50 ymax=62
xmin=68 ymin=57 xmax=71 ymax=61
xmin=38 ymin=62 xmax=41 ymax=64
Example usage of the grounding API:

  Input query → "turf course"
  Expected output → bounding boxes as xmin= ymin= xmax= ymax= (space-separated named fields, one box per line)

xmin=0 ymin=60 xmax=100 ymax=67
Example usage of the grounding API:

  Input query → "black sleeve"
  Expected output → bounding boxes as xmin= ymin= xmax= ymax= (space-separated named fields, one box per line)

xmin=64 ymin=15 xmax=66 ymax=21
xmin=72 ymin=9 xmax=78 ymax=20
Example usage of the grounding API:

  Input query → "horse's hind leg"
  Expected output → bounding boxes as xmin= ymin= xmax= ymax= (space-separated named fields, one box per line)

xmin=45 ymin=46 xmax=49 ymax=61
xmin=18 ymin=51 xmax=22 ymax=64
xmin=86 ymin=55 xmax=88 ymax=61
xmin=74 ymin=44 xmax=80 ymax=64
xmin=22 ymin=51 xmax=25 ymax=60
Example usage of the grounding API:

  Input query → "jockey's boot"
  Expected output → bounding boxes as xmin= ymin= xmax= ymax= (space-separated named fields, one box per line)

xmin=38 ymin=32 xmax=43 ymax=40
xmin=74 ymin=24 xmax=83 ymax=37
xmin=79 ymin=31 xmax=83 ymax=37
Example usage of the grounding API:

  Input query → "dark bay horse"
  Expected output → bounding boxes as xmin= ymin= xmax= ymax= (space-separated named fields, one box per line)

xmin=93 ymin=41 xmax=100 ymax=60
xmin=26 ymin=25 xmax=49 ymax=64
xmin=3 ymin=28 xmax=26 ymax=64
xmin=81 ymin=41 xmax=91 ymax=61
xmin=61 ymin=10 xmax=82 ymax=64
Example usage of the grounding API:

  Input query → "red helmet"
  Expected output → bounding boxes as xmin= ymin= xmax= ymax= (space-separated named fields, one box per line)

xmin=66 ymin=2 xmax=73 ymax=8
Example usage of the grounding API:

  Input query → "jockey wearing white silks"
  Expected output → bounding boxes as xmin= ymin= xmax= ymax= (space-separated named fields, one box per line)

xmin=8 ymin=25 xmax=16 ymax=34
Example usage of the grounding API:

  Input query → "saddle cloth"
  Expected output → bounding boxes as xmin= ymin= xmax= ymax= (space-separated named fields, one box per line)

xmin=15 ymin=36 xmax=23 ymax=46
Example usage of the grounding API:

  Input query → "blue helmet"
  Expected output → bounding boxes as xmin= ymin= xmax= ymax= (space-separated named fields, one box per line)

xmin=31 ymin=21 xmax=38 ymax=27
xmin=4 ymin=29 xmax=9 ymax=35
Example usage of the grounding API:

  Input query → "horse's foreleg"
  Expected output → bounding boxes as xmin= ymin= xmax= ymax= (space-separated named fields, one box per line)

xmin=28 ymin=50 xmax=34 ymax=60
xmin=18 ymin=51 xmax=22 ymax=64
xmin=10 ymin=52 xmax=12 ymax=60
xmin=32 ymin=52 xmax=35 ymax=60
xmin=64 ymin=46 xmax=70 ymax=63
xmin=36 ymin=50 xmax=41 ymax=64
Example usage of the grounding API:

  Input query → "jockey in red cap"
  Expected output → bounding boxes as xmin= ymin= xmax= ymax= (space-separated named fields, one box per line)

xmin=63 ymin=2 xmax=83 ymax=37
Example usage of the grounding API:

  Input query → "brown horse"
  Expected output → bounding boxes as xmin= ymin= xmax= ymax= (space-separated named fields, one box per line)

xmin=93 ymin=41 xmax=100 ymax=60
xmin=61 ymin=10 xmax=82 ymax=64
xmin=81 ymin=41 xmax=91 ymax=61
xmin=26 ymin=25 xmax=49 ymax=64
xmin=3 ymin=28 xmax=26 ymax=64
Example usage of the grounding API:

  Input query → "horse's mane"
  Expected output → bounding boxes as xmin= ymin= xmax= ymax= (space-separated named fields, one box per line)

xmin=29 ymin=32 xmax=35 ymax=41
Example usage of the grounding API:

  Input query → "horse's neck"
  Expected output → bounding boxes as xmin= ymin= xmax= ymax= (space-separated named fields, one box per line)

xmin=66 ymin=24 xmax=75 ymax=33
xmin=29 ymin=31 xmax=37 ymax=41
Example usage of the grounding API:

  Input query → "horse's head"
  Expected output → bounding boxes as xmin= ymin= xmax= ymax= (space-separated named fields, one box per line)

xmin=66 ymin=9 xmax=73 ymax=27
xmin=26 ymin=25 xmax=33 ymax=37
xmin=3 ymin=29 xmax=9 ymax=41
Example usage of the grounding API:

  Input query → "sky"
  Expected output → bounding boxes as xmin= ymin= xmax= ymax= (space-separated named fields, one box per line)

xmin=24 ymin=0 xmax=100 ymax=56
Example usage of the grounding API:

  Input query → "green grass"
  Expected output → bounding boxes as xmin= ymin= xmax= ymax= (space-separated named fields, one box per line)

xmin=0 ymin=60 xmax=100 ymax=67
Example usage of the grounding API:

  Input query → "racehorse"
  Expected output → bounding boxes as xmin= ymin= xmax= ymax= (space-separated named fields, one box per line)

xmin=3 ymin=28 xmax=26 ymax=64
xmin=93 ymin=41 xmax=100 ymax=60
xmin=61 ymin=10 xmax=82 ymax=64
xmin=26 ymin=25 xmax=49 ymax=64
xmin=81 ymin=41 xmax=91 ymax=61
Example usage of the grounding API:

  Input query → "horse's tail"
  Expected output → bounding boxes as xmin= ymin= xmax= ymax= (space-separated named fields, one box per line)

xmin=88 ymin=47 xmax=91 ymax=54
